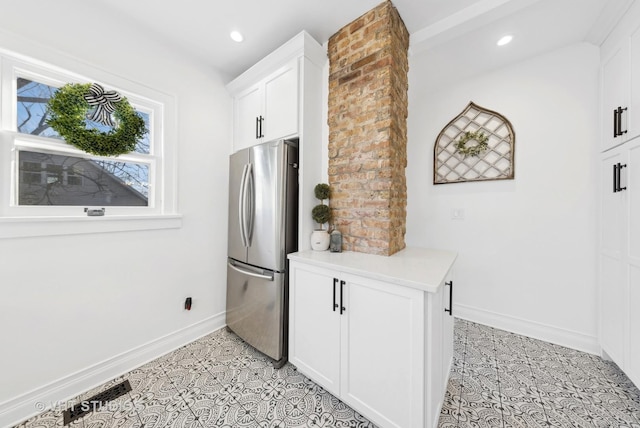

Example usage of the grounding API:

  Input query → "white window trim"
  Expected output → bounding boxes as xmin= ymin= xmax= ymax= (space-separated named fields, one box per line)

xmin=0 ymin=48 xmax=181 ymax=238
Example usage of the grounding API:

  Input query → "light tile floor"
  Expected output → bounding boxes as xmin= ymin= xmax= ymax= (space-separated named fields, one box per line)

xmin=13 ymin=319 xmax=640 ymax=427
xmin=440 ymin=319 xmax=640 ymax=427
xmin=13 ymin=327 xmax=375 ymax=428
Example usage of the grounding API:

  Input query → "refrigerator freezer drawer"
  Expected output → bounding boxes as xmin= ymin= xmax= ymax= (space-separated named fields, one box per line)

xmin=226 ymin=259 xmax=286 ymax=361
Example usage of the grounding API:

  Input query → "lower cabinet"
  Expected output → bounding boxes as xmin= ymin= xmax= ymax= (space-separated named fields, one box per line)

xmin=288 ymin=260 xmax=454 ymax=428
xmin=599 ymin=138 xmax=640 ymax=389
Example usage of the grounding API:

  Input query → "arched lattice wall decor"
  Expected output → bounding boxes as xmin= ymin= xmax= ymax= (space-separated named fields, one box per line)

xmin=434 ymin=102 xmax=515 ymax=184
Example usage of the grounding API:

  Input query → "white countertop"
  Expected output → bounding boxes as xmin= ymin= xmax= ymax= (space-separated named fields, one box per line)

xmin=288 ymin=247 xmax=457 ymax=293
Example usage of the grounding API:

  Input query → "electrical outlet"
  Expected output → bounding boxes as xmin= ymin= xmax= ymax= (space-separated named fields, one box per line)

xmin=451 ymin=209 xmax=465 ymax=220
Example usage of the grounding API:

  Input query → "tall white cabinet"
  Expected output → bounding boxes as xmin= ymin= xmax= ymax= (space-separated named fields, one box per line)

xmin=226 ymin=31 xmax=326 ymax=250
xmin=599 ymin=1 xmax=640 ymax=389
xmin=288 ymin=248 xmax=457 ymax=428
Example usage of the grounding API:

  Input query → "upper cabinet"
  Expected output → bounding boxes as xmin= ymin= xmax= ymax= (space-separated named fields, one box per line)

xmin=233 ymin=59 xmax=299 ymax=150
xmin=601 ymin=2 xmax=640 ymax=151
xmin=601 ymin=44 xmax=629 ymax=150
xmin=226 ymin=31 xmax=324 ymax=153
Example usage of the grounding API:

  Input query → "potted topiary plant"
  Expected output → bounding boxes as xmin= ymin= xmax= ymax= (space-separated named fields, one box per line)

xmin=311 ymin=183 xmax=332 ymax=251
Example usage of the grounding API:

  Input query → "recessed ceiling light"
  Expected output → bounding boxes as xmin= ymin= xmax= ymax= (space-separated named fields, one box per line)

xmin=497 ymin=35 xmax=513 ymax=46
xmin=230 ymin=31 xmax=244 ymax=43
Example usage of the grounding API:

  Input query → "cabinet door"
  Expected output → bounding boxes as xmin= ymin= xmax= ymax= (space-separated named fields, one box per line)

xmin=602 ymin=43 xmax=630 ymax=151
xmin=629 ymin=258 xmax=640 ymax=388
xmin=629 ymin=22 xmax=640 ymax=139
xmin=600 ymin=148 xmax=626 ymax=365
xmin=340 ymin=273 xmax=424 ymax=428
xmin=442 ymin=273 xmax=454 ymax=383
xmin=263 ymin=60 xmax=299 ymax=142
xmin=424 ymin=282 xmax=446 ymax=428
xmin=233 ymin=84 xmax=262 ymax=152
xmin=627 ymin=140 xmax=640 ymax=387
xmin=288 ymin=262 xmax=341 ymax=396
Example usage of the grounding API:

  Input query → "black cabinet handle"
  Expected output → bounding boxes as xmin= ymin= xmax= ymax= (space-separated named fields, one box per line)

xmin=333 ymin=278 xmax=339 ymax=312
xmin=614 ymin=107 xmax=628 ymax=138
xmin=258 ymin=115 xmax=264 ymax=138
xmin=340 ymin=280 xmax=346 ymax=314
xmin=617 ymin=107 xmax=623 ymax=137
xmin=618 ymin=163 xmax=627 ymax=192
xmin=613 ymin=163 xmax=627 ymax=193
xmin=444 ymin=281 xmax=453 ymax=316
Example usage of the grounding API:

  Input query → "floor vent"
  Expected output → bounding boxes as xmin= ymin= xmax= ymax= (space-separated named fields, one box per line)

xmin=63 ymin=379 xmax=131 ymax=425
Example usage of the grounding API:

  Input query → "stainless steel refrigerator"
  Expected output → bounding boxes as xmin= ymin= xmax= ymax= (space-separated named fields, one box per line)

xmin=226 ymin=139 xmax=298 ymax=367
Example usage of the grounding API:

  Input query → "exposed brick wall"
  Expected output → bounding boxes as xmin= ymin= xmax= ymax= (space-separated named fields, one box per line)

xmin=327 ymin=1 xmax=409 ymax=256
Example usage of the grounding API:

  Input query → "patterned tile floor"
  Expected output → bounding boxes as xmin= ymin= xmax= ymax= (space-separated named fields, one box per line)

xmin=13 ymin=319 xmax=640 ymax=427
xmin=440 ymin=319 xmax=640 ymax=427
xmin=13 ymin=327 xmax=374 ymax=428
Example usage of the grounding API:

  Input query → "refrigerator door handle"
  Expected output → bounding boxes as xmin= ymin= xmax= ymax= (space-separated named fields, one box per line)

xmin=245 ymin=162 xmax=255 ymax=245
xmin=239 ymin=164 xmax=249 ymax=247
xmin=228 ymin=261 xmax=274 ymax=281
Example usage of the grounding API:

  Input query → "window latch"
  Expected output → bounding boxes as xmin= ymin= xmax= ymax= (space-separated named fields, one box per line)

xmin=84 ymin=207 xmax=105 ymax=216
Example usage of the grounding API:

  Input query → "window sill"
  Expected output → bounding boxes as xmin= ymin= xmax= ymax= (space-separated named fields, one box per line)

xmin=0 ymin=214 xmax=182 ymax=239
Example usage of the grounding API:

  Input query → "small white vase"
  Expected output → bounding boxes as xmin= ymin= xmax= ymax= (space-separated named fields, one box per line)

xmin=310 ymin=230 xmax=330 ymax=251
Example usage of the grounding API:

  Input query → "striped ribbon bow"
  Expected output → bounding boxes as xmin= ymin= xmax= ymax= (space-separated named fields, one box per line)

xmin=83 ymin=83 xmax=123 ymax=127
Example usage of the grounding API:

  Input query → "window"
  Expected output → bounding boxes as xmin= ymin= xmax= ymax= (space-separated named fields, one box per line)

xmin=0 ymin=50 xmax=179 ymax=237
xmin=17 ymin=151 xmax=149 ymax=206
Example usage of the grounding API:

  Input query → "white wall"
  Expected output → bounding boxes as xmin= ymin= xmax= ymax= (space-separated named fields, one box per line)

xmin=406 ymin=42 xmax=600 ymax=352
xmin=0 ymin=1 xmax=231 ymax=424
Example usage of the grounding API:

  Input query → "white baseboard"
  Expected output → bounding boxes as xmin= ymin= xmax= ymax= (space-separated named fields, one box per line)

xmin=454 ymin=303 xmax=600 ymax=355
xmin=0 ymin=312 xmax=226 ymax=428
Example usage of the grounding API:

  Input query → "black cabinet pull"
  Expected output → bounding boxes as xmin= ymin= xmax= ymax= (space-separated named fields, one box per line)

xmin=613 ymin=163 xmax=628 ymax=193
xmin=444 ymin=281 xmax=453 ymax=316
xmin=617 ymin=163 xmax=627 ymax=192
xmin=340 ymin=280 xmax=346 ymax=314
xmin=258 ymin=115 xmax=264 ymax=138
xmin=617 ymin=107 xmax=623 ymax=137
xmin=614 ymin=107 xmax=628 ymax=138
xmin=333 ymin=278 xmax=339 ymax=312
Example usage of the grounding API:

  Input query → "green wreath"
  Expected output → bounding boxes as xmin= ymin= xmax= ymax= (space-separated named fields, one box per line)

xmin=455 ymin=131 xmax=489 ymax=158
xmin=46 ymin=83 xmax=147 ymax=156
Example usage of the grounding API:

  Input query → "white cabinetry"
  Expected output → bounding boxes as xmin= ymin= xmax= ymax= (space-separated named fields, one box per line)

xmin=601 ymin=44 xmax=629 ymax=150
xmin=600 ymin=2 xmax=640 ymax=150
xmin=288 ymin=249 xmax=456 ymax=428
xmin=289 ymin=264 xmax=341 ymax=394
xmin=599 ymin=139 xmax=640 ymax=389
xmin=599 ymin=148 xmax=627 ymax=365
xmin=233 ymin=60 xmax=299 ymax=151
xmin=599 ymin=0 xmax=640 ymax=389
xmin=226 ymin=31 xmax=326 ymax=250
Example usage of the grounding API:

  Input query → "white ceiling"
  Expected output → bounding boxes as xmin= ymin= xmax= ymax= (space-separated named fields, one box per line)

xmin=93 ymin=0 xmax=629 ymax=87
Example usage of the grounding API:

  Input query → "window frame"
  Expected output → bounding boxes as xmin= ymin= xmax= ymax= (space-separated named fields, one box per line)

xmin=0 ymin=49 xmax=180 ymax=238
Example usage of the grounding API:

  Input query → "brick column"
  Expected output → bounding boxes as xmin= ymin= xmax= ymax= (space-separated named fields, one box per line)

xmin=327 ymin=1 xmax=409 ymax=256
